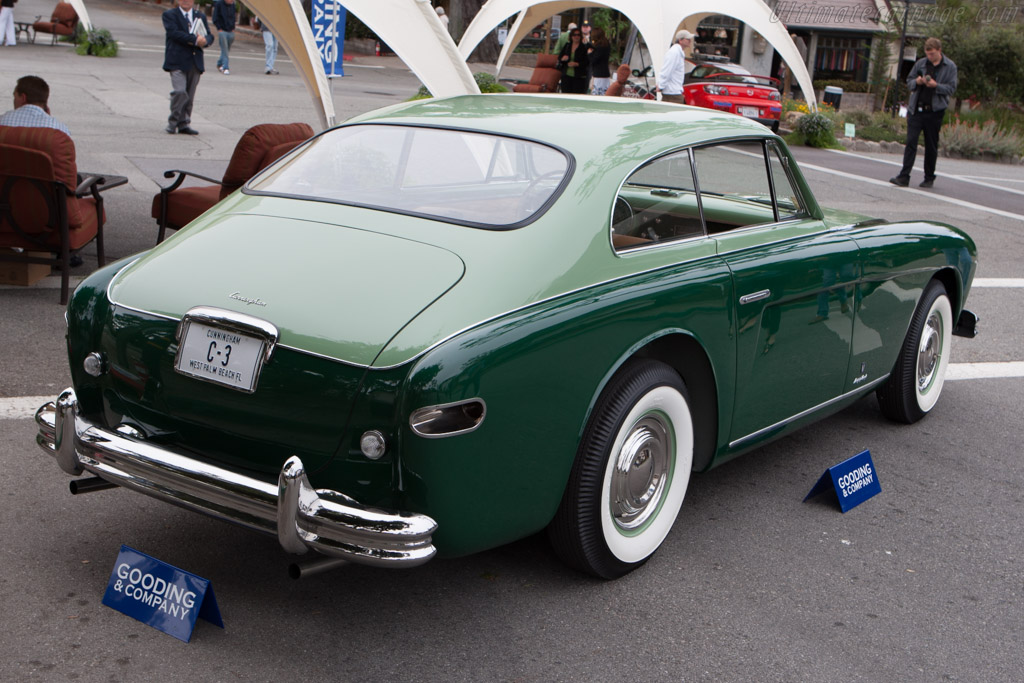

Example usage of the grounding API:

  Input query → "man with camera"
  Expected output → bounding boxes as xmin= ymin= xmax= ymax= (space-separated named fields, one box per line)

xmin=890 ymin=37 xmax=957 ymax=189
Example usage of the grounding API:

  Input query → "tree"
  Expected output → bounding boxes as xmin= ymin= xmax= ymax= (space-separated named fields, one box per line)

xmin=448 ymin=0 xmax=499 ymax=62
xmin=933 ymin=0 xmax=1024 ymax=105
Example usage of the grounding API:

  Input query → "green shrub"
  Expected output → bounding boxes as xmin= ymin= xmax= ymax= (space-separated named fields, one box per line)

xmin=796 ymin=112 xmax=840 ymax=148
xmin=64 ymin=22 xmax=85 ymax=44
xmin=955 ymin=105 xmax=1024 ymax=137
xmin=413 ymin=72 xmax=510 ymax=100
xmin=834 ymin=110 xmax=905 ymax=143
xmin=941 ymin=118 xmax=1024 ymax=159
xmin=75 ymin=28 xmax=118 ymax=57
xmin=473 ymin=72 xmax=509 ymax=94
xmin=858 ymin=112 xmax=906 ymax=143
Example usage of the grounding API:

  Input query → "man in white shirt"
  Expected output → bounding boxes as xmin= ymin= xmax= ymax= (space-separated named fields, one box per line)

xmin=656 ymin=30 xmax=694 ymax=104
xmin=0 ymin=75 xmax=70 ymax=136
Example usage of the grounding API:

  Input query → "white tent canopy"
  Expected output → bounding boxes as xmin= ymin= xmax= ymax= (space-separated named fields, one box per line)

xmin=246 ymin=0 xmax=479 ymax=129
xmin=67 ymin=0 xmax=93 ymax=32
xmin=459 ymin=0 xmax=817 ymax=109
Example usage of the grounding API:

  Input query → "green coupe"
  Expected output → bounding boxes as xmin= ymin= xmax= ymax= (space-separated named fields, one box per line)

xmin=35 ymin=96 xmax=977 ymax=579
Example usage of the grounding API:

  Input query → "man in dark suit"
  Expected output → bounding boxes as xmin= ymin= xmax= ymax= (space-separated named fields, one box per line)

xmin=163 ymin=0 xmax=209 ymax=135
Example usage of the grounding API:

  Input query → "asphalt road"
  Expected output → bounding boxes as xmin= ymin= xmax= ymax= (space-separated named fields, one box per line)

xmin=1 ymin=1 xmax=1023 ymax=681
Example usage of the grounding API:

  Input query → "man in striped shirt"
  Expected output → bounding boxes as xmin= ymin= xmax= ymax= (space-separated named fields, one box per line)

xmin=0 ymin=75 xmax=70 ymax=136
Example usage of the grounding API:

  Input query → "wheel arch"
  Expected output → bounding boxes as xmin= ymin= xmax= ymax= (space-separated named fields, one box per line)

xmin=586 ymin=329 xmax=720 ymax=473
xmin=931 ymin=266 xmax=963 ymax=317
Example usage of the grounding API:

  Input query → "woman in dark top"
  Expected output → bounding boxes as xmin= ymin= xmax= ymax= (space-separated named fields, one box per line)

xmin=558 ymin=28 xmax=589 ymax=94
xmin=587 ymin=27 xmax=612 ymax=95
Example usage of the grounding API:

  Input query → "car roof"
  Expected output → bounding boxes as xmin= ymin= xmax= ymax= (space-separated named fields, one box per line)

xmin=343 ymin=94 xmax=773 ymax=172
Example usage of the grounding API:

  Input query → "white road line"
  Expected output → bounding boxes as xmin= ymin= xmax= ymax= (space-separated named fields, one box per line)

xmin=956 ymin=175 xmax=1024 ymax=185
xmin=947 ymin=362 xmax=1024 ymax=381
xmin=823 ymin=148 xmax=1024 ymax=198
xmin=1 ymin=397 xmax=51 ymax=420
xmin=796 ymin=158 xmax=1024 ymax=223
xmin=5 ymin=362 xmax=1023 ymax=420
xmin=973 ymin=278 xmax=1024 ymax=288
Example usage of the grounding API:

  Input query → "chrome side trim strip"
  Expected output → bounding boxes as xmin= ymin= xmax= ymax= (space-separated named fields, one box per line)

xmin=728 ymin=375 xmax=889 ymax=450
xmin=35 ymin=391 xmax=437 ymax=568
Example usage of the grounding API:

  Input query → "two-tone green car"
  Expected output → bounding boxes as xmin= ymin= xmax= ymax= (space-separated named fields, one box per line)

xmin=35 ymin=96 xmax=978 ymax=579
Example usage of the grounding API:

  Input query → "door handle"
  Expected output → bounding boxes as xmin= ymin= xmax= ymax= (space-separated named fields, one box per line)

xmin=739 ymin=289 xmax=771 ymax=305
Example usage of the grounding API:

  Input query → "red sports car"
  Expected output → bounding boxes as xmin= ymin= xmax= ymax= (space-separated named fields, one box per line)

xmin=684 ymin=60 xmax=782 ymax=132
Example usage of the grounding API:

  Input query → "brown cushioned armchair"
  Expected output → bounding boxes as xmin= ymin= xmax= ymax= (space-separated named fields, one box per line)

xmin=151 ymin=122 xmax=314 ymax=244
xmin=0 ymin=127 xmax=107 ymax=304
xmin=605 ymin=64 xmax=632 ymax=97
xmin=33 ymin=2 xmax=79 ymax=45
xmin=512 ymin=54 xmax=562 ymax=94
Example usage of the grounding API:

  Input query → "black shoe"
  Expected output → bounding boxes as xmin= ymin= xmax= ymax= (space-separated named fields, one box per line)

xmin=919 ymin=178 xmax=934 ymax=188
xmin=178 ymin=126 xmax=199 ymax=135
xmin=165 ymin=125 xmax=176 ymax=134
xmin=889 ymin=176 xmax=909 ymax=187
xmin=265 ymin=69 xmax=279 ymax=75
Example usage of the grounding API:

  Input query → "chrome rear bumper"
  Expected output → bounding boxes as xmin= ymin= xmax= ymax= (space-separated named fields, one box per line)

xmin=35 ymin=389 xmax=437 ymax=568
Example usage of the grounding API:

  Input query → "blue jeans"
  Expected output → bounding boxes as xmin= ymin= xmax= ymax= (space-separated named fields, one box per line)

xmin=263 ymin=30 xmax=277 ymax=71
xmin=217 ymin=30 xmax=234 ymax=70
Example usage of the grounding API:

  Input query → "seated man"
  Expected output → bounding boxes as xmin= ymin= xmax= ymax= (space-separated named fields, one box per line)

xmin=2 ymin=74 xmax=83 ymax=265
xmin=0 ymin=75 xmax=70 ymax=135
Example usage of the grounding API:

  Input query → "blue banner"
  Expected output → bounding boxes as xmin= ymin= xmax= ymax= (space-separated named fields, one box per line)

xmin=311 ymin=0 xmax=347 ymax=78
xmin=102 ymin=546 xmax=224 ymax=643
xmin=804 ymin=450 xmax=882 ymax=512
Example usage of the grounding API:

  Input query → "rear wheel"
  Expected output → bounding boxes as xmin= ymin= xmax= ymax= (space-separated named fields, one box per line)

xmin=549 ymin=359 xmax=694 ymax=579
xmin=877 ymin=281 xmax=953 ymax=423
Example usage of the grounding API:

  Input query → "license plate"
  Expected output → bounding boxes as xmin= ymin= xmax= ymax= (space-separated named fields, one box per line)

xmin=739 ymin=106 xmax=760 ymax=118
xmin=175 ymin=321 xmax=266 ymax=392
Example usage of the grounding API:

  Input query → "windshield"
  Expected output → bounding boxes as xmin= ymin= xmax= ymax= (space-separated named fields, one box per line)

xmin=247 ymin=124 xmax=571 ymax=228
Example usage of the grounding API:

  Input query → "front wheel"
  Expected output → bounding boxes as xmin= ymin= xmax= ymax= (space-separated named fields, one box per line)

xmin=549 ymin=359 xmax=694 ymax=579
xmin=877 ymin=281 xmax=953 ymax=423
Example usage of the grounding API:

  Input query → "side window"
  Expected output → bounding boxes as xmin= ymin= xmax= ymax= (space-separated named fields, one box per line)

xmin=691 ymin=140 xmax=777 ymax=232
xmin=766 ymin=141 xmax=807 ymax=219
xmin=612 ymin=149 xmax=704 ymax=251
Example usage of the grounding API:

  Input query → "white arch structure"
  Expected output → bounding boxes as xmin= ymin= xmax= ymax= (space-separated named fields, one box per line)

xmin=459 ymin=0 xmax=817 ymax=109
xmin=245 ymin=0 xmax=480 ymax=129
xmin=67 ymin=0 xmax=93 ymax=32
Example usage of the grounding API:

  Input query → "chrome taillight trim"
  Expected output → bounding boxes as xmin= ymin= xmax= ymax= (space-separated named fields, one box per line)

xmin=410 ymin=398 xmax=487 ymax=439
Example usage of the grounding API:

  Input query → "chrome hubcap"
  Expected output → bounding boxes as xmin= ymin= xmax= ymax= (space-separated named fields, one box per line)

xmin=611 ymin=415 xmax=671 ymax=531
xmin=917 ymin=311 xmax=942 ymax=393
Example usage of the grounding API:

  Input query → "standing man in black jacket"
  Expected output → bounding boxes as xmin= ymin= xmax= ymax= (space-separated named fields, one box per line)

xmin=212 ymin=0 xmax=236 ymax=75
xmin=890 ymin=37 xmax=958 ymax=189
xmin=163 ymin=0 xmax=209 ymax=135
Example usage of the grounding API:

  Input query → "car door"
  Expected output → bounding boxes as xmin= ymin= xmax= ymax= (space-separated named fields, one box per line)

xmin=692 ymin=139 xmax=860 ymax=444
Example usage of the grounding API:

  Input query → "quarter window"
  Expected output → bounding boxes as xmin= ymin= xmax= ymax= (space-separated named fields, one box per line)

xmin=611 ymin=149 xmax=703 ymax=250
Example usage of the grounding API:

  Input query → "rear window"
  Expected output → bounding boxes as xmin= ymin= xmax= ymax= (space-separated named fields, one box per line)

xmin=247 ymin=124 xmax=570 ymax=228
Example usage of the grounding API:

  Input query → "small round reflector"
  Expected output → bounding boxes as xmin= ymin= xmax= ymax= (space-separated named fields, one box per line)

xmin=83 ymin=352 xmax=107 ymax=377
xmin=360 ymin=430 xmax=387 ymax=460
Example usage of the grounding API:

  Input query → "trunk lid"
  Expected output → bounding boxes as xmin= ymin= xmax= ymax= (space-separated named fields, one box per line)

xmin=109 ymin=213 xmax=465 ymax=366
